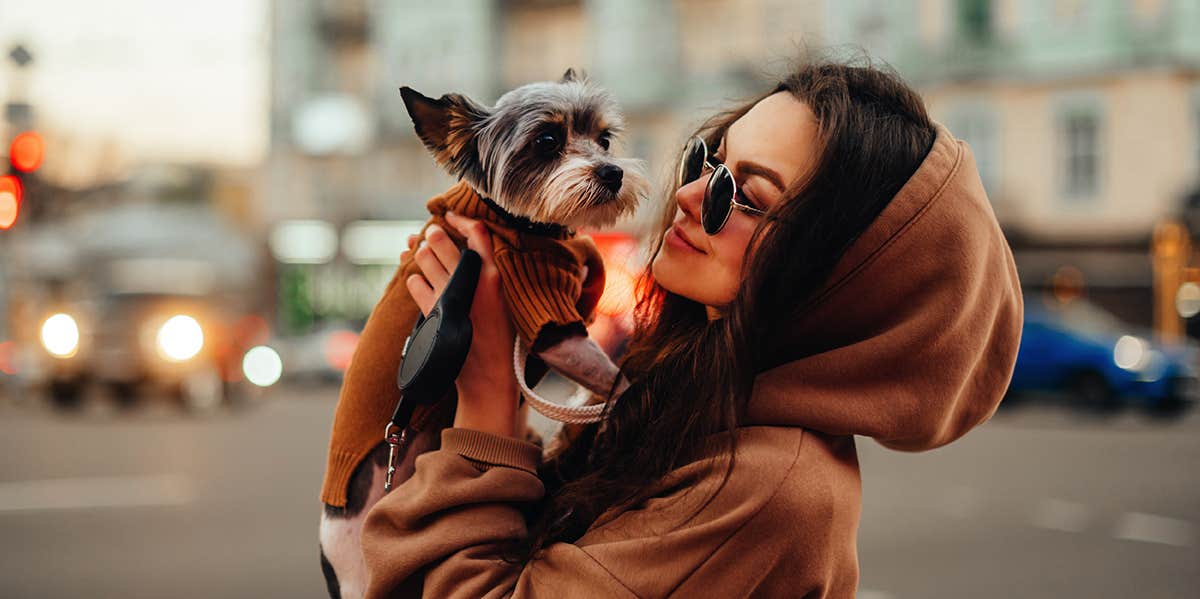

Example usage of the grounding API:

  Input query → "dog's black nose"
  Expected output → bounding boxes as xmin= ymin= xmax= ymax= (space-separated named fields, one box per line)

xmin=595 ymin=164 xmax=623 ymax=191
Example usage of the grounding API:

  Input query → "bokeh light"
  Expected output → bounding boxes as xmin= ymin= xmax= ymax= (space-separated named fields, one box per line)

xmin=242 ymin=345 xmax=283 ymax=387
xmin=1175 ymin=281 xmax=1200 ymax=318
xmin=0 ymin=175 xmax=21 ymax=230
xmin=323 ymin=330 xmax=359 ymax=372
xmin=1113 ymin=335 xmax=1149 ymax=371
xmin=0 ymin=340 xmax=16 ymax=375
xmin=9 ymin=131 xmax=45 ymax=172
xmin=0 ymin=190 xmax=17 ymax=230
xmin=235 ymin=313 xmax=271 ymax=346
xmin=40 ymin=313 xmax=79 ymax=358
xmin=157 ymin=315 xmax=204 ymax=361
xmin=1051 ymin=265 xmax=1086 ymax=305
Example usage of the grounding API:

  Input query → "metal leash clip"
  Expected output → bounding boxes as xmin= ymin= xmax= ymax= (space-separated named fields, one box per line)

xmin=383 ymin=422 xmax=409 ymax=492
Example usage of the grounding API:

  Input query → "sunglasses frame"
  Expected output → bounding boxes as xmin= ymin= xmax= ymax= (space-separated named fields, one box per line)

xmin=677 ymin=135 xmax=767 ymax=235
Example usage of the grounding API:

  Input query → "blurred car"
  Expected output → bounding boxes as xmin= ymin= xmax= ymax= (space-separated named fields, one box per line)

xmin=11 ymin=204 xmax=282 ymax=412
xmin=1007 ymin=297 xmax=1199 ymax=416
xmin=270 ymin=321 xmax=359 ymax=385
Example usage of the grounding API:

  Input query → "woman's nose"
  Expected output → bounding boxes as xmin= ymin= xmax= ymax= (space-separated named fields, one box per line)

xmin=675 ymin=175 xmax=707 ymax=222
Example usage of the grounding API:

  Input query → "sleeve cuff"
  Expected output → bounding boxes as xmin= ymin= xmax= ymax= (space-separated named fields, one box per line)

xmin=440 ymin=428 xmax=543 ymax=475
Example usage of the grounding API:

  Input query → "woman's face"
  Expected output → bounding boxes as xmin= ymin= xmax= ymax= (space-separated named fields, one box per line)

xmin=652 ymin=92 xmax=820 ymax=313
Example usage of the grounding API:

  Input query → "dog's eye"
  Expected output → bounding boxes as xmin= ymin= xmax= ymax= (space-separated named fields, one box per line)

xmin=534 ymin=133 xmax=561 ymax=154
xmin=597 ymin=134 xmax=611 ymax=151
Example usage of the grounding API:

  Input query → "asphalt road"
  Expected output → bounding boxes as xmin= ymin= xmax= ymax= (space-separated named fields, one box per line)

xmin=0 ymin=383 xmax=1195 ymax=599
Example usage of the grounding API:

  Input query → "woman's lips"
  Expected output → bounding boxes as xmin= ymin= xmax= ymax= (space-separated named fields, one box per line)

xmin=667 ymin=224 xmax=704 ymax=254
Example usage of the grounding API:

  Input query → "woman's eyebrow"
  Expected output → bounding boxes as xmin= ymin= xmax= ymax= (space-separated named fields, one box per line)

xmin=735 ymin=160 xmax=786 ymax=192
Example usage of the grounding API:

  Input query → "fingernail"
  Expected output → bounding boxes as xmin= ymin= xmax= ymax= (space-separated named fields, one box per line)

xmin=446 ymin=210 xmax=456 ymax=217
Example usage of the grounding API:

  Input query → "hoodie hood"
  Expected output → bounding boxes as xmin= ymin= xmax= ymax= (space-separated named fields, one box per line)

xmin=744 ymin=122 xmax=1024 ymax=451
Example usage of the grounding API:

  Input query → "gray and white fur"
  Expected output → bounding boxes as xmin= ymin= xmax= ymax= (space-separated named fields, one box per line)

xmin=404 ymin=68 xmax=647 ymax=230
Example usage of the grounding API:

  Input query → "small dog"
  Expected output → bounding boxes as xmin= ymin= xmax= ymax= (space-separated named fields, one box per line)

xmin=318 ymin=69 xmax=647 ymax=599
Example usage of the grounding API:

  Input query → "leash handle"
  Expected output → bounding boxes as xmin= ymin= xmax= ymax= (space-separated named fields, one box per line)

xmin=384 ymin=248 xmax=483 ymax=492
xmin=513 ymin=338 xmax=610 ymax=424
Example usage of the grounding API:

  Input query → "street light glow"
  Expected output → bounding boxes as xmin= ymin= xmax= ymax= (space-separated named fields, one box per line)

xmin=0 ymin=190 xmax=17 ymax=230
xmin=9 ymin=131 xmax=45 ymax=172
xmin=157 ymin=315 xmax=204 ymax=361
xmin=40 ymin=313 xmax=79 ymax=358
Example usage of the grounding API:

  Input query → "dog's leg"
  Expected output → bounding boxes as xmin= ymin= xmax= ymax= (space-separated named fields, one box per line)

xmin=318 ymin=422 xmax=443 ymax=599
xmin=534 ymin=332 xmax=630 ymax=400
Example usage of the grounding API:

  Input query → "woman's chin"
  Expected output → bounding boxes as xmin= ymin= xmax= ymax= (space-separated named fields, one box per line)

xmin=653 ymin=250 xmax=735 ymax=307
xmin=650 ymin=252 xmax=673 ymax=286
xmin=651 ymin=252 xmax=690 ymax=298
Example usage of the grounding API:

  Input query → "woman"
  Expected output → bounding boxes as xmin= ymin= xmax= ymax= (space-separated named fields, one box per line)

xmin=360 ymin=58 xmax=1024 ymax=598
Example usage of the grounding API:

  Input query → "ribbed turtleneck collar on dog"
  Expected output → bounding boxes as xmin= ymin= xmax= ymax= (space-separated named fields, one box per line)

xmin=478 ymin=194 xmax=574 ymax=238
xmin=428 ymin=180 xmax=574 ymax=240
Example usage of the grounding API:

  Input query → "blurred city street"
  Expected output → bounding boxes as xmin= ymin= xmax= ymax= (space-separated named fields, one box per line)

xmin=0 ymin=385 xmax=1195 ymax=599
xmin=4 ymin=0 xmax=1200 ymax=596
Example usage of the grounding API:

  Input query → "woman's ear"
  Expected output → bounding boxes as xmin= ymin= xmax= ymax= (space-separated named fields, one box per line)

xmin=399 ymin=86 xmax=490 ymax=179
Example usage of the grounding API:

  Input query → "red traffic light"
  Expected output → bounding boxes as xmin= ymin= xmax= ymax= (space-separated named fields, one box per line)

xmin=10 ymin=131 xmax=44 ymax=172
xmin=0 ymin=175 xmax=19 ymax=229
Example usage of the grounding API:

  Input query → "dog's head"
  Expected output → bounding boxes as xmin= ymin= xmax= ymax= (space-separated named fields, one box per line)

xmin=400 ymin=69 xmax=648 ymax=230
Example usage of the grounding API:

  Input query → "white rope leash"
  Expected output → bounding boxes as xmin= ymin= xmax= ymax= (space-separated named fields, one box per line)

xmin=512 ymin=338 xmax=609 ymax=424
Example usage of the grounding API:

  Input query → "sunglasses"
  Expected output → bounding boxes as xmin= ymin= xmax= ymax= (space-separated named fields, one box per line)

xmin=676 ymin=135 xmax=766 ymax=235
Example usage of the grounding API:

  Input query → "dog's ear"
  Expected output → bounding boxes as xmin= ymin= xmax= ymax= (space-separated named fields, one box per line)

xmin=399 ymin=86 xmax=488 ymax=177
xmin=560 ymin=68 xmax=578 ymax=83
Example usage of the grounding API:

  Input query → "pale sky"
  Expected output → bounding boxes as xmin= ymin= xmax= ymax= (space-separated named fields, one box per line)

xmin=0 ymin=0 xmax=268 ymax=180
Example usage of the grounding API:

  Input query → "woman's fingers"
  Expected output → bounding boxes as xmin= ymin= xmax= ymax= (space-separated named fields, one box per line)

xmin=413 ymin=242 xmax=450 ymax=291
xmin=445 ymin=212 xmax=496 ymax=271
xmin=424 ymin=224 xmax=462 ymax=276
xmin=409 ymin=215 xmax=494 ymax=317
xmin=405 ymin=274 xmax=436 ymax=315
xmin=400 ymin=233 xmax=421 ymax=262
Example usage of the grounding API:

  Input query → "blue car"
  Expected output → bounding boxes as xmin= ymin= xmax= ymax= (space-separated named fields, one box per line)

xmin=1007 ymin=298 xmax=1199 ymax=416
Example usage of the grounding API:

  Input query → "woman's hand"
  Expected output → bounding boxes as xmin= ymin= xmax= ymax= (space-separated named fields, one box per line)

xmin=405 ymin=212 xmax=521 ymax=438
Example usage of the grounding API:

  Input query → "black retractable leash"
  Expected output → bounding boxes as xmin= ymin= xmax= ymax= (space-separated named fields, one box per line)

xmin=383 ymin=248 xmax=481 ymax=491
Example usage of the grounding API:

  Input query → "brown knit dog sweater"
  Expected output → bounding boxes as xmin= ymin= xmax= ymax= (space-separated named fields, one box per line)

xmin=320 ymin=180 xmax=606 ymax=507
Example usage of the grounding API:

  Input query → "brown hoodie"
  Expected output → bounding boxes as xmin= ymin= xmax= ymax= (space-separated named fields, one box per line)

xmin=359 ymin=122 xmax=1024 ymax=598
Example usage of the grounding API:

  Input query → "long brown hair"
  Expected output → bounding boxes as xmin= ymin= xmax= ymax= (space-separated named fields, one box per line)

xmin=504 ymin=53 xmax=937 ymax=562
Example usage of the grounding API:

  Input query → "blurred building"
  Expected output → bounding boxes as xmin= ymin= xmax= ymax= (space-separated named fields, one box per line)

xmin=263 ymin=0 xmax=825 ymax=226
xmin=827 ymin=0 xmax=1200 ymax=328
xmin=264 ymin=0 xmax=1200 ymax=333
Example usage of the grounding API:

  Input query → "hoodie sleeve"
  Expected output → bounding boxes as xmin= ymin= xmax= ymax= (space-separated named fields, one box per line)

xmin=360 ymin=426 xmax=856 ymax=599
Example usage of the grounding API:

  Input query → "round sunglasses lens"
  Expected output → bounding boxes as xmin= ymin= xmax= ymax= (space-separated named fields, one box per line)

xmin=678 ymin=138 xmax=707 ymax=187
xmin=703 ymin=166 xmax=735 ymax=234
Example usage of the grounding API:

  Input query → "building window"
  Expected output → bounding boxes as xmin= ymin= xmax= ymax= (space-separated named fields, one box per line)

xmin=1056 ymin=93 xmax=1104 ymax=201
xmin=948 ymin=103 xmax=1000 ymax=197
xmin=956 ymin=0 xmax=992 ymax=41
